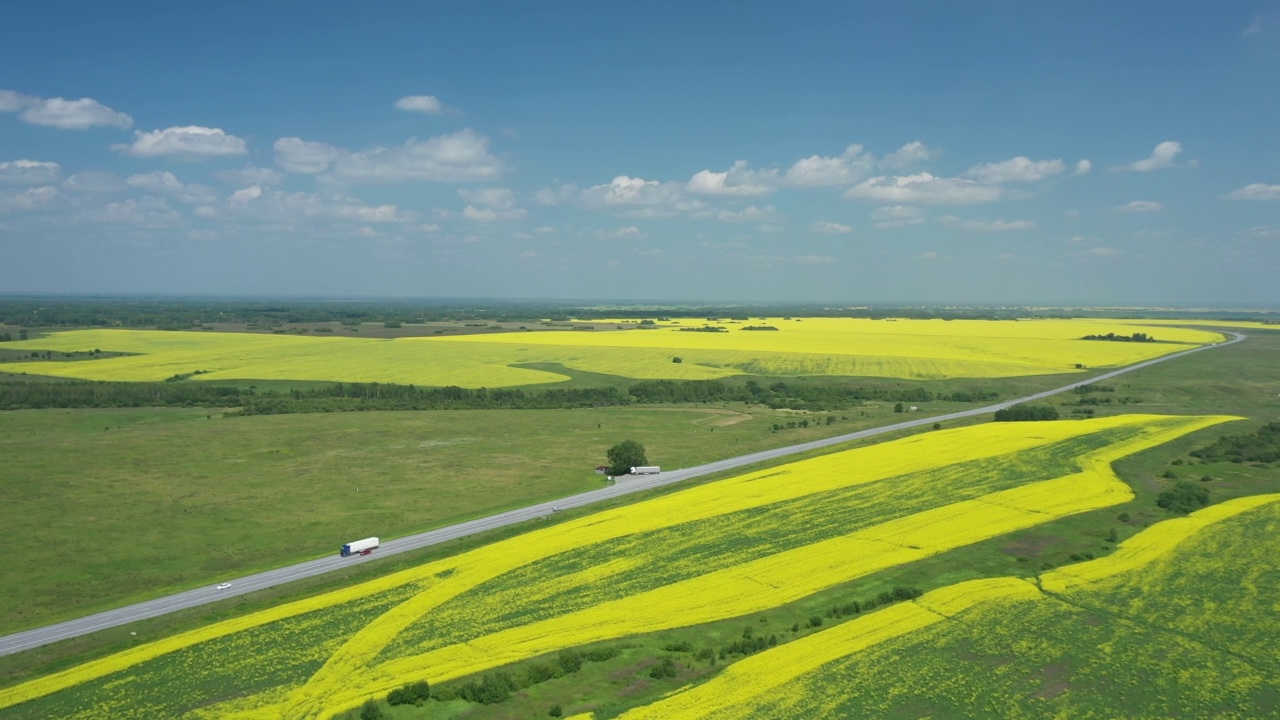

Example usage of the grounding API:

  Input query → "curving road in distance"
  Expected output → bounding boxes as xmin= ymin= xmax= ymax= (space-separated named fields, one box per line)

xmin=0 ymin=331 xmax=1244 ymax=657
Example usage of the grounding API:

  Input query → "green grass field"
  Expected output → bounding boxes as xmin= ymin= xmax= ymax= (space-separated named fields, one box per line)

xmin=0 ymin=399 xmax=974 ymax=634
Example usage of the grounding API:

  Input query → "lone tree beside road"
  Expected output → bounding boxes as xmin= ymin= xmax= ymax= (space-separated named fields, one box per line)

xmin=607 ymin=440 xmax=648 ymax=475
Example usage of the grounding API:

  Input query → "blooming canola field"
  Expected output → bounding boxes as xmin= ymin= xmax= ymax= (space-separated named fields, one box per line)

xmin=0 ymin=413 xmax=1233 ymax=719
xmin=614 ymin=494 xmax=1280 ymax=719
xmin=0 ymin=318 xmax=1222 ymax=387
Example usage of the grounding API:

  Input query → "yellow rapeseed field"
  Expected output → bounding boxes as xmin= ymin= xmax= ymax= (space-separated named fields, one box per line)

xmin=0 ymin=414 xmax=1233 ymax=720
xmin=0 ymin=318 xmax=1221 ymax=386
xmin=608 ymin=493 xmax=1280 ymax=720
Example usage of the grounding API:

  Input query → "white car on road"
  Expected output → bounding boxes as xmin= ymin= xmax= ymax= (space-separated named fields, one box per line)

xmin=216 ymin=583 xmax=232 ymax=590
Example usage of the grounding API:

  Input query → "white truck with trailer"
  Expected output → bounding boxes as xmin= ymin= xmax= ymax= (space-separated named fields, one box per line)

xmin=340 ymin=537 xmax=379 ymax=557
xmin=630 ymin=466 xmax=661 ymax=475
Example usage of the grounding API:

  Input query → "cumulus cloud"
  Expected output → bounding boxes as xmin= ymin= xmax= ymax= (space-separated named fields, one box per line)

xmin=126 ymin=171 xmax=217 ymax=203
xmin=714 ymin=205 xmax=780 ymax=223
xmin=274 ymin=137 xmax=345 ymax=174
xmin=0 ymin=90 xmax=35 ymax=112
xmin=83 ymin=197 xmax=183 ymax=228
xmin=687 ymin=161 xmax=777 ymax=196
xmin=0 ymin=186 xmax=60 ymax=213
xmin=0 ymin=90 xmax=132 ymax=129
xmin=20 ymin=97 xmax=133 ymax=130
xmin=326 ymin=129 xmax=505 ymax=184
xmin=963 ymin=156 xmax=1065 ymax=184
xmin=224 ymin=185 xmax=414 ymax=224
xmin=216 ymin=164 xmax=285 ymax=187
xmin=62 ymin=170 xmax=125 ymax=193
xmin=598 ymin=226 xmax=644 ymax=239
xmin=394 ymin=95 xmax=449 ymax=115
xmin=0 ymin=159 xmax=61 ymax=185
xmin=1113 ymin=200 xmax=1163 ymax=213
xmin=534 ymin=183 xmax=579 ymax=206
xmin=461 ymin=205 xmax=527 ymax=222
xmin=1088 ymin=246 xmax=1119 ymax=256
xmin=458 ymin=187 xmax=517 ymax=209
xmin=811 ymin=220 xmax=855 ymax=234
xmin=880 ymin=141 xmax=936 ymax=170
xmin=114 ymin=126 xmax=248 ymax=158
xmin=1075 ymin=159 xmax=1092 ymax=176
xmin=940 ymin=215 xmax=1036 ymax=232
xmin=783 ymin=144 xmax=875 ymax=187
xmin=844 ymin=173 xmax=1004 ymax=204
xmin=871 ymin=205 xmax=925 ymax=228
xmin=581 ymin=175 xmax=685 ymax=207
xmin=1222 ymin=183 xmax=1280 ymax=201
xmin=1119 ymin=141 xmax=1182 ymax=172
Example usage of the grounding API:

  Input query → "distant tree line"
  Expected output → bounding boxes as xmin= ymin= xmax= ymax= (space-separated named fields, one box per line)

xmin=994 ymin=403 xmax=1060 ymax=422
xmin=0 ymin=377 xmax=1001 ymax=414
xmin=1080 ymin=332 xmax=1157 ymax=342
xmin=5 ymin=297 xmax=1274 ymax=330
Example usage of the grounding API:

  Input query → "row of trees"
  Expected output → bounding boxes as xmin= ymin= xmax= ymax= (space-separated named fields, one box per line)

xmin=7 ymin=298 xmax=1272 ymax=329
xmin=993 ymin=404 xmax=1060 ymax=422
xmin=0 ymin=377 xmax=999 ymax=414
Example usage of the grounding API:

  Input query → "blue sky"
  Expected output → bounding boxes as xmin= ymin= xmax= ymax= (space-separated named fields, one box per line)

xmin=1 ymin=1 xmax=1278 ymax=304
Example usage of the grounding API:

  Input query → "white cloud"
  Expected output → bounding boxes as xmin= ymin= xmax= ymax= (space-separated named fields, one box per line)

xmin=394 ymin=95 xmax=449 ymax=115
xmin=85 ymin=197 xmax=184 ymax=228
xmin=461 ymin=204 xmax=527 ymax=222
xmin=598 ymin=226 xmax=644 ymax=239
xmin=114 ymin=126 xmax=248 ymax=158
xmin=19 ymin=97 xmax=133 ymax=130
xmin=1119 ymin=141 xmax=1182 ymax=172
xmin=715 ymin=205 xmax=779 ymax=223
xmin=918 ymin=251 xmax=940 ymax=260
xmin=225 ymin=186 xmax=414 ymax=224
xmin=871 ymin=205 xmax=924 ymax=228
xmin=0 ymin=186 xmax=60 ymax=213
xmin=1088 ymin=246 xmax=1119 ymax=256
xmin=126 ymin=171 xmax=217 ymax=203
xmin=533 ymin=225 xmax=557 ymax=234
xmin=941 ymin=215 xmax=1036 ymax=232
xmin=963 ymin=156 xmax=1065 ymax=184
xmin=458 ymin=187 xmax=517 ymax=209
xmin=274 ymin=137 xmax=345 ymax=174
xmin=415 ymin=223 xmax=441 ymax=233
xmin=62 ymin=170 xmax=125 ymax=193
xmin=1222 ymin=183 xmax=1280 ymax=201
xmin=1114 ymin=200 xmax=1163 ymax=214
xmin=687 ymin=160 xmax=777 ymax=197
xmin=0 ymin=159 xmax=61 ymax=185
xmin=1075 ymin=159 xmax=1092 ymax=176
xmin=187 ymin=230 xmax=217 ymax=241
xmin=1132 ymin=229 xmax=1170 ymax=239
xmin=0 ymin=90 xmax=35 ymax=112
xmin=783 ymin=144 xmax=874 ymax=187
xmin=757 ymin=224 xmax=785 ymax=234
xmin=811 ymin=220 xmax=855 ymax=234
xmin=534 ymin=183 xmax=579 ymax=206
xmin=844 ymin=173 xmax=1004 ymax=204
xmin=581 ymin=175 xmax=684 ymax=207
xmin=1245 ymin=226 xmax=1280 ymax=238
xmin=880 ymin=141 xmax=936 ymax=170
xmin=216 ymin=164 xmax=285 ymax=186
xmin=326 ymin=129 xmax=505 ymax=184
xmin=1063 ymin=208 xmax=1081 ymax=219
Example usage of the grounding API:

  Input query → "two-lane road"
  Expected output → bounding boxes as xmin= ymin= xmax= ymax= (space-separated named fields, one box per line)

xmin=0 ymin=331 xmax=1244 ymax=657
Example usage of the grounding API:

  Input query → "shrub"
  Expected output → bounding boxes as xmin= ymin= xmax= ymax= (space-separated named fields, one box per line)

xmin=1157 ymin=481 xmax=1209 ymax=514
xmin=557 ymin=649 xmax=583 ymax=675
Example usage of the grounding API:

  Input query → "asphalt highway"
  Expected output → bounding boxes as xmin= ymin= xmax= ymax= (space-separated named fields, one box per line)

xmin=0 ymin=331 xmax=1244 ymax=657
